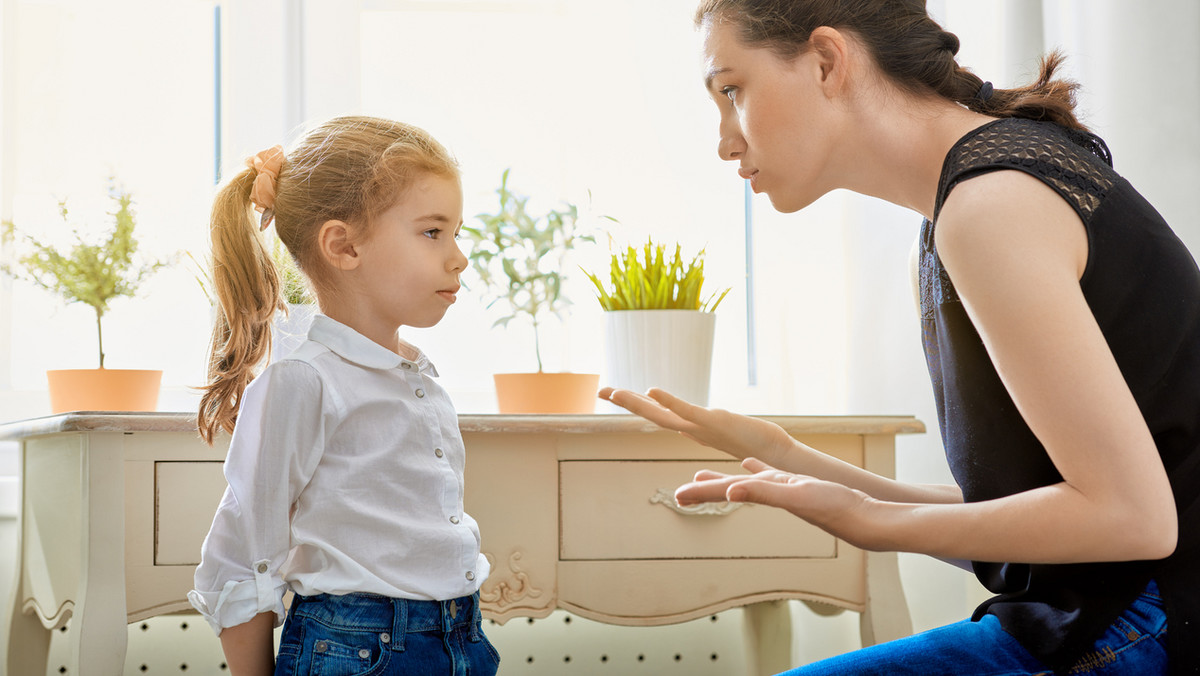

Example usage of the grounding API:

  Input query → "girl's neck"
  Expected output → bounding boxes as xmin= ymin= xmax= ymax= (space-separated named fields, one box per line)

xmin=321 ymin=303 xmax=414 ymax=358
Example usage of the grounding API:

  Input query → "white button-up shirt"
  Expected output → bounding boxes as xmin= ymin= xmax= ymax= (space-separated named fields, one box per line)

xmin=188 ymin=315 xmax=489 ymax=634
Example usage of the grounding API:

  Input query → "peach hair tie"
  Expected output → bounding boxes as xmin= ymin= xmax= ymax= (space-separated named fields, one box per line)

xmin=247 ymin=145 xmax=285 ymax=230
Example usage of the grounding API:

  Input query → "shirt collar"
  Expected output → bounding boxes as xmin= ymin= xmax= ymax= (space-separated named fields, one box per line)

xmin=307 ymin=314 xmax=439 ymax=376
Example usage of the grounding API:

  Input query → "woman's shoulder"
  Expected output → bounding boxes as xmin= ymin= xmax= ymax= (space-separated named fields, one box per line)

xmin=936 ymin=118 xmax=1119 ymax=227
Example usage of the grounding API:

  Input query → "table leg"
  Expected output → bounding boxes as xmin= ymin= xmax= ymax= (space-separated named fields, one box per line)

xmin=742 ymin=599 xmax=793 ymax=676
xmin=859 ymin=550 xmax=913 ymax=646
xmin=70 ymin=434 xmax=130 ymax=675
xmin=6 ymin=582 xmax=51 ymax=676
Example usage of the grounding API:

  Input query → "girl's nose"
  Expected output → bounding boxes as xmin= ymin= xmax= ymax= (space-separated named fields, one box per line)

xmin=450 ymin=244 xmax=468 ymax=273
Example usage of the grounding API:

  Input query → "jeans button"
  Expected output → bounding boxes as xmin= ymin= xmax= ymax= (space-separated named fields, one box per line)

xmin=381 ymin=632 xmax=391 ymax=644
xmin=314 ymin=640 xmax=328 ymax=653
xmin=359 ymin=648 xmax=370 ymax=659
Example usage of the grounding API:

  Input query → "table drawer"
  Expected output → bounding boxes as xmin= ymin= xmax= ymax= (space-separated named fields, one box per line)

xmin=155 ymin=461 xmax=227 ymax=565
xmin=559 ymin=460 xmax=836 ymax=560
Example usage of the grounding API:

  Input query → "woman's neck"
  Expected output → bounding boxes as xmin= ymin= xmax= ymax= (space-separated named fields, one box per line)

xmin=839 ymin=97 xmax=996 ymax=221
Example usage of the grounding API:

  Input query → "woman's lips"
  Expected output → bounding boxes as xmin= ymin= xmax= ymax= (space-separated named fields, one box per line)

xmin=438 ymin=289 xmax=458 ymax=303
xmin=738 ymin=167 xmax=760 ymax=192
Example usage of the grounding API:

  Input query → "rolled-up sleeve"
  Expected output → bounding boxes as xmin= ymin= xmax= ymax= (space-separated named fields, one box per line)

xmin=189 ymin=360 xmax=333 ymax=635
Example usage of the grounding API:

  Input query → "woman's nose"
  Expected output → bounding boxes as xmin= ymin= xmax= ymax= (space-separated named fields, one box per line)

xmin=717 ymin=123 xmax=745 ymax=161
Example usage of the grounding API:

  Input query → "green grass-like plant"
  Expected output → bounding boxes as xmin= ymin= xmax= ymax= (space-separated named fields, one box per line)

xmin=462 ymin=169 xmax=596 ymax=372
xmin=1 ymin=185 xmax=170 ymax=368
xmin=586 ymin=239 xmax=729 ymax=312
xmin=270 ymin=236 xmax=312 ymax=306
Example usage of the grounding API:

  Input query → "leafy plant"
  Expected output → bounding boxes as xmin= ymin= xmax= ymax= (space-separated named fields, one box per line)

xmin=462 ymin=169 xmax=598 ymax=372
xmin=586 ymin=239 xmax=730 ymax=312
xmin=270 ymin=236 xmax=312 ymax=305
xmin=1 ymin=184 xmax=171 ymax=368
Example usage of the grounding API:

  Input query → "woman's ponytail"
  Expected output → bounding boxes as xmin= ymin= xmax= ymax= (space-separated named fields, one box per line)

xmin=942 ymin=50 xmax=1085 ymax=131
xmin=197 ymin=168 xmax=283 ymax=444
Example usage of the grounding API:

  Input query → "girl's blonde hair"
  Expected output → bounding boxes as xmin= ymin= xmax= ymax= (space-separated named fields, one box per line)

xmin=198 ymin=115 xmax=459 ymax=444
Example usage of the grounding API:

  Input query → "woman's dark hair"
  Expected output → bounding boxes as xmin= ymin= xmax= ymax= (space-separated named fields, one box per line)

xmin=696 ymin=0 xmax=1086 ymax=131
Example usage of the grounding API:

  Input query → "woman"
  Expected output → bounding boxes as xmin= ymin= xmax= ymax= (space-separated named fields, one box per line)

xmin=600 ymin=2 xmax=1200 ymax=674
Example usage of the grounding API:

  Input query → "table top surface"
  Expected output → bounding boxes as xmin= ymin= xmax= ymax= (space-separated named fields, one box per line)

xmin=0 ymin=411 xmax=925 ymax=441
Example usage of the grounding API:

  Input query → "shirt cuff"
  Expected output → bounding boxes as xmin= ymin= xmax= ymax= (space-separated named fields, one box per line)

xmin=188 ymin=560 xmax=288 ymax=635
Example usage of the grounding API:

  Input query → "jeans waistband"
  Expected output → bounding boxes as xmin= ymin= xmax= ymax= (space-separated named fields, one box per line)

xmin=291 ymin=591 xmax=482 ymax=651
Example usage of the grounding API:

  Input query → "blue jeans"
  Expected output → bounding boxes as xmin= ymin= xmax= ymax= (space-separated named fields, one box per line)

xmin=274 ymin=591 xmax=500 ymax=676
xmin=783 ymin=581 xmax=1167 ymax=676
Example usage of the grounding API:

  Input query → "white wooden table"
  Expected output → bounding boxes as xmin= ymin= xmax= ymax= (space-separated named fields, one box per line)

xmin=1 ymin=412 xmax=922 ymax=675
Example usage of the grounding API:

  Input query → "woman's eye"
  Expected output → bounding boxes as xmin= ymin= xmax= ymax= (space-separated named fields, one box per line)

xmin=721 ymin=86 xmax=737 ymax=103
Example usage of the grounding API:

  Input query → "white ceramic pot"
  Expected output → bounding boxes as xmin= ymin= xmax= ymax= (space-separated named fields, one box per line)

xmin=603 ymin=310 xmax=716 ymax=405
xmin=271 ymin=303 xmax=317 ymax=363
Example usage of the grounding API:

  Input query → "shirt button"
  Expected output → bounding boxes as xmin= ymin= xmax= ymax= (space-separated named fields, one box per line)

xmin=434 ymin=447 xmax=444 ymax=458
xmin=256 ymin=563 xmax=268 ymax=574
xmin=380 ymin=632 xmax=391 ymax=644
xmin=415 ymin=388 xmax=425 ymax=398
xmin=401 ymin=362 xmax=412 ymax=370
xmin=466 ymin=571 xmax=475 ymax=581
xmin=450 ymin=515 xmax=460 ymax=524
xmin=359 ymin=648 xmax=371 ymax=659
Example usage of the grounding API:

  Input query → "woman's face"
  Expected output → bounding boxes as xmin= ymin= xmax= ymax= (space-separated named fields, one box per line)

xmin=701 ymin=19 xmax=844 ymax=213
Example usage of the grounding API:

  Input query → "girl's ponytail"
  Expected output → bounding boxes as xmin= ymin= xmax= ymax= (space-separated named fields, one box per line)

xmin=198 ymin=167 xmax=283 ymax=444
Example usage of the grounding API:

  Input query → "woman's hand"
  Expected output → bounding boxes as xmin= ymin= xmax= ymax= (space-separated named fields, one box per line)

xmin=598 ymin=387 xmax=794 ymax=465
xmin=677 ymin=457 xmax=881 ymax=550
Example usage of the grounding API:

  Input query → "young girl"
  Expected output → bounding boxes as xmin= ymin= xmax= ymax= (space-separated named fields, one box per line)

xmin=189 ymin=116 xmax=498 ymax=676
xmin=602 ymin=2 xmax=1199 ymax=675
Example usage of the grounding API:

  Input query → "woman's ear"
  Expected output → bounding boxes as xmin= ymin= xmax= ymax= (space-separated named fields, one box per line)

xmin=317 ymin=219 xmax=360 ymax=271
xmin=807 ymin=26 xmax=851 ymax=97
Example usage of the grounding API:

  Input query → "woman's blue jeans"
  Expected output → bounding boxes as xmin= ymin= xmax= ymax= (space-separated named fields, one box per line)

xmin=782 ymin=581 xmax=1167 ymax=676
xmin=274 ymin=591 xmax=500 ymax=676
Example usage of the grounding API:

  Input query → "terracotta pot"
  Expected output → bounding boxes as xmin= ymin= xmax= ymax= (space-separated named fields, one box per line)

xmin=46 ymin=368 xmax=163 ymax=414
xmin=493 ymin=372 xmax=600 ymax=414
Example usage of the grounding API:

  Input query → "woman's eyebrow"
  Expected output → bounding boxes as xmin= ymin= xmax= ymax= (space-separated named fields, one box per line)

xmin=704 ymin=66 xmax=731 ymax=92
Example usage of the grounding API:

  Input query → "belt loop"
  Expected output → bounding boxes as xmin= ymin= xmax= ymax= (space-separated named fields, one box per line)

xmin=468 ymin=592 xmax=483 ymax=641
xmin=390 ymin=597 xmax=407 ymax=652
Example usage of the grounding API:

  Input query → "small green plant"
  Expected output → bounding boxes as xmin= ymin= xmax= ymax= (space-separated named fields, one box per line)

xmin=462 ymin=169 xmax=597 ymax=372
xmin=270 ymin=236 xmax=312 ymax=305
xmin=586 ymin=239 xmax=730 ymax=312
xmin=1 ymin=184 xmax=171 ymax=368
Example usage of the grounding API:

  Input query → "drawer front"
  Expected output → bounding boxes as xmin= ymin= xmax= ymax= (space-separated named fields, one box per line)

xmin=155 ymin=461 xmax=227 ymax=565
xmin=559 ymin=460 xmax=836 ymax=560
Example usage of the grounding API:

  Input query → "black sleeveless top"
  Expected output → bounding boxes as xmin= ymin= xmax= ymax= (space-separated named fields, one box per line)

xmin=919 ymin=118 xmax=1200 ymax=675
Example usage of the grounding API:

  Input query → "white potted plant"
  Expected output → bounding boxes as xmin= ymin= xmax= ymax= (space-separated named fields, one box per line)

xmin=462 ymin=169 xmax=601 ymax=413
xmin=585 ymin=239 xmax=729 ymax=405
xmin=1 ymin=184 xmax=170 ymax=413
xmin=268 ymin=235 xmax=316 ymax=362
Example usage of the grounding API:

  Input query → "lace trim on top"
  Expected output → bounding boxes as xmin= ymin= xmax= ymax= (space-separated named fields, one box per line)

xmin=921 ymin=119 xmax=1118 ymax=318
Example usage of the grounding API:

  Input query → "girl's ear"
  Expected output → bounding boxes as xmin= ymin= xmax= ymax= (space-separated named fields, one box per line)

xmin=318 ymin=219 xmax=361 ymax=271
xmin=807 ymin=26 xmax=851 ymax=98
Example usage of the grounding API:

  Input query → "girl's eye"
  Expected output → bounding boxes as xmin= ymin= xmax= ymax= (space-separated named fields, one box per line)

xmin=423 ymin=228 xmax=441 ymax=240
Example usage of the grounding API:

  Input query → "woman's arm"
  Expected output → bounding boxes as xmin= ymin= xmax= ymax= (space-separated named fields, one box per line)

xmin=219 ymin=612 xmax=276 ymax=676
xmin=598 ymin=387 xmax=963 ymax=505
xmin=675 ymin=169 xmax=1177 ymax=565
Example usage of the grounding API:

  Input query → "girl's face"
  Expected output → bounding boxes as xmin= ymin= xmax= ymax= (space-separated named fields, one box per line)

xmin=701 ymin=20 xmax=844 ymax=213
xmin=354 ymin=174 xmax=468 ymax=329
